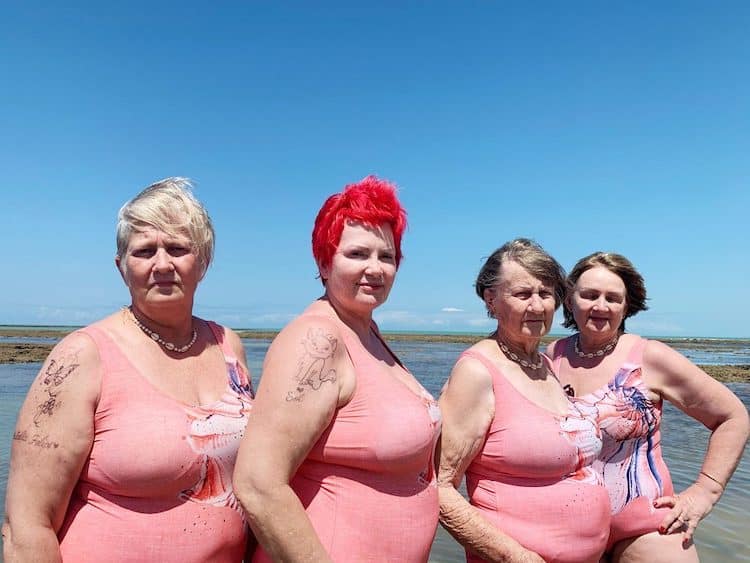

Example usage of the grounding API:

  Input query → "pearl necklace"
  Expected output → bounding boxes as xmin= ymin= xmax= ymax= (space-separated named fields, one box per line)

xmin=128 ymin=308 xmax=198 ymax=353
xmin=574 ymin=334 xmax=619 ymax=359
xmin=496 ymin=337 xmax=544 ymax=370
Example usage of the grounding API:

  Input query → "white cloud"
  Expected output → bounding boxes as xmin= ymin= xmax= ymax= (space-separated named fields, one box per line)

xmin=441 ymin=307 xmax=464 ymax=313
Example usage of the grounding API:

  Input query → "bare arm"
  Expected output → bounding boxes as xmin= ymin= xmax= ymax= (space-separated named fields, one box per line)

xmin=437 ymin=356 xmax=545 ymax=563
xmin=645 ymin=340 xmax=750 ymax=543
xmin=233 ymin=319 xmax=350 ymax=563
xmin=2 ymin=333 xmax=101 ymax=562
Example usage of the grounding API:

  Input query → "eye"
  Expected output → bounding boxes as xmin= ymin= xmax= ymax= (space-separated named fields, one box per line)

xmin=380 ymin=252 xmax=395 ymax=262
xmin=515 ymin=291 xmax=532 ymax=299
xmin=540 ymin=290 xmax=554 ymax=299
xmin=168 ymin=245 xmax=190 ymax=257
xmin=131 ymin=247 xmax=155 ymax=258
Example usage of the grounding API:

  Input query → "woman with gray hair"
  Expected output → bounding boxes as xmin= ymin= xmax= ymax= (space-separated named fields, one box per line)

xmin=3 ymin=178 xmax=254 ymax=562
xmin=438 ymin=238 xmax=610 ymax=563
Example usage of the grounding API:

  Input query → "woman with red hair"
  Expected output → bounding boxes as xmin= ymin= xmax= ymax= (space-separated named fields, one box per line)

xmin=234 ymin=176 xmax=441 ymax=562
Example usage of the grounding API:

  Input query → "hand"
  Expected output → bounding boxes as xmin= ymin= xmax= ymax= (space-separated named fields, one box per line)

xmin=653 ymin=482 xmax=719 ymax=545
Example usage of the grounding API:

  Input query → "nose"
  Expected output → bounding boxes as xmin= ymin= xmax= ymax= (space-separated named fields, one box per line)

xmin=152 ymin=248 xmax=174 ymax=272
xmin=528 ymin=293 xmax=545 ymax=313
xmin=592 ymin=295 xmax=608 ymax=310
xmin=364 ymin=257 xmax=384 ymax=277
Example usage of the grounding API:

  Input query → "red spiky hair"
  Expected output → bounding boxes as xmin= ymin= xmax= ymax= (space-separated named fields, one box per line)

xmin=312 ymin=175 xmax=407 ymax=278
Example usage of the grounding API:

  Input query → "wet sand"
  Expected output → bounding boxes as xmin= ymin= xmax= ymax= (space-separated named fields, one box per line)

xmin=1 ymin=329 xmax=748 ymax=382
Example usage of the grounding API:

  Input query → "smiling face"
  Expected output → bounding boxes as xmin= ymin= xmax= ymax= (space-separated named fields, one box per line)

xmin=569 ymin=266 xmax=627 ymax=339
xmin=319 ymin=221 xmax=397 ymax=316
xmin=116 ymin=226 xmax=201 ymax=314
xmin=487 ymin=260 xmax=556 ymax=345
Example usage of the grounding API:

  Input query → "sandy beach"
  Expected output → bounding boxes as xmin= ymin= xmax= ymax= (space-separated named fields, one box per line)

xmin=1 ymin=328 xmax=748 ymax=383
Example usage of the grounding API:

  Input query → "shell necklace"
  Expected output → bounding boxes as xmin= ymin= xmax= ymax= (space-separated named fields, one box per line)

xmin=128 ymin=307 xmax=197 ymax=353
xmin=496 ymin=336 xmax=543 ymax=370
xmin=574 ymin=334 xmax=619 ymax=359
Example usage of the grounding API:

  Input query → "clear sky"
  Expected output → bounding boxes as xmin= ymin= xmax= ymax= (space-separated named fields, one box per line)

xmin=1 ymin=2 xmax=748 ymax=337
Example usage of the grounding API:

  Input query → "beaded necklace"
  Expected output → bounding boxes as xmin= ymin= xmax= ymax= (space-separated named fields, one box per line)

xmin=128 ymin=307 xmax=197 ymax=353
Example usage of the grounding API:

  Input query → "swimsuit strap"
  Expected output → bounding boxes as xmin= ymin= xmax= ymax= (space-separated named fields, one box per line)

xmin=459 ymin=349 xmax=510 ymax=397
xmin=549 ymin=337 xmax=572 ymax=373
xmin=625 ymin=336 xmax=647 ymax=364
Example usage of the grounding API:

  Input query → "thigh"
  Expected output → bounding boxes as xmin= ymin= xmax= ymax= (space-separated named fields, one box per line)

xmin=612 ymin=532 xmax=698 ymax=563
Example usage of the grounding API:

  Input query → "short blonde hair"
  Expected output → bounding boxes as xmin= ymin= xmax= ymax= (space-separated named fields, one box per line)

xmin=116 ymin=177 xmax=215 ymax=277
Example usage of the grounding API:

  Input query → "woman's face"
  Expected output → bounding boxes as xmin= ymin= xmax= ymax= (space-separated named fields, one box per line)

xmin=488 ymin=260 xmax=556 ymax=344
xmin=320 ymin=221 xmax=397 ymax=316
xmin=116 ymin=226 xmax=201 ymax=313
xmin=569 ymin=266 xmax=627 ymax=337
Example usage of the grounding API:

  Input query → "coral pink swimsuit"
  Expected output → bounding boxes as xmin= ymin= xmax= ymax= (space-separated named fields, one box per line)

xmin=551 ymin=336 xmax=674 ymax=549
xmin=462 ymin=350 xmax=610 ymax=563
xmin=252 ymin=320 xmax=442 ymax=563
xmin=58 ymin=322 xmax=254 ymax=562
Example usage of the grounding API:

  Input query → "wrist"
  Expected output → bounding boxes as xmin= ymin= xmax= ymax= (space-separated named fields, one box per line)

xmin=695 ymin=470 xmax=724 ymax=498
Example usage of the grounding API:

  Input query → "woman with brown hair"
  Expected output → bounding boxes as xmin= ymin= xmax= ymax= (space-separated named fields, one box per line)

xmin=548 ymin=251 xmax=749 ymax=562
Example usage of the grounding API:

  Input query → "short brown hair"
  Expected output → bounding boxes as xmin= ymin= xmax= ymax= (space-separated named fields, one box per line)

xmin=563 ymin=252 xmax=648 ymax=331
xmin=475 ymin=238 xmax=566 ymax=317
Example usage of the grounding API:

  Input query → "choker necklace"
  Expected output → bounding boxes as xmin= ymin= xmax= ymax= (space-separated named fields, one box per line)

xmin=496 ymin=337 xmax=543 ymax=370
xmin=574 ymin=334 xmax=619 ymax=359
xmin=128 ymin=307 xmax=198 ymax=353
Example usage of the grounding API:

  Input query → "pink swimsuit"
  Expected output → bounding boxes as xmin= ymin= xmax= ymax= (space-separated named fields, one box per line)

xmin=58 ymin=322 xmax=254 ymax=562
xmin=252 ymin=320 xmax=442 ymax=563
xmin=462 ymin=350 xmax=610 ymax=563
xmin=551 ymin=336 xmax=673 ymax=548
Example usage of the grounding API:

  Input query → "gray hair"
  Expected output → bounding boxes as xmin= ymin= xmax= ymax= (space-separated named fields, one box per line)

xmin=475 ymin=238 xmax=566 ymax=316
xmin=116 ymin=177 xmax=215 ymax=277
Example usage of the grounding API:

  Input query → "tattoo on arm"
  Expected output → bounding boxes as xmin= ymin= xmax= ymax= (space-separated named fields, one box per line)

xmin=33 ymin=388 xmax=62 ymax=426
xmin=32 ymin=351 xmax=80 ymax=426
xmin=41 ymin=355 xmax=80 ymax=387
xmin=13 ymin=429 xmax=60 ymax=449
xmin=286 ymin=328 xmax=338 ymax=402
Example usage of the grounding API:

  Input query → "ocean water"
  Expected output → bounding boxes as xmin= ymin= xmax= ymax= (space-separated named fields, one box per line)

xmin=1 ymin=338 xmax=749 ymax=562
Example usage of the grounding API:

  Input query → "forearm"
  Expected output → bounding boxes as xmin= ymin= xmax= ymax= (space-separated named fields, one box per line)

xmin=438 ymin=485 xmax=536 ymax=563
xmin=2 ymin=521 xmax=62 ymax=563
xmin=238 ymin=484 xmax=332 ymax=563
xmin=698 ymin=412 xmax=750 ymax=493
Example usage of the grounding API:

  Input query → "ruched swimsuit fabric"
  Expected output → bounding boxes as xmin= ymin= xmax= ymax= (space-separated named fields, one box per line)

xmin=551 ymin=336 xmax=673 ymax=549
xmin=462 ymin=350 xmax=610 ymax=563
xmin=58 ymin=322 xmax=254 ymax=562
xmin=252 ymin=317 xmax=442 ymax=563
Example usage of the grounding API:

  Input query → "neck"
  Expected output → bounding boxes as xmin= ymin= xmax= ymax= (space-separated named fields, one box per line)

xmin=321 ymin=295 xmax=373 ymax=340
xmin=578 ymin=331 xmax=619 ymax=352
xmin=495 ymin=331 xmax=540 ymax=358
xmin=129 ymin=304 xmax=194 ymax=341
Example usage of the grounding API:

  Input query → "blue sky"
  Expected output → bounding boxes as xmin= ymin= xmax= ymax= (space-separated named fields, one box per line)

xmin=1 ymin=2 xmax=748 ymax=337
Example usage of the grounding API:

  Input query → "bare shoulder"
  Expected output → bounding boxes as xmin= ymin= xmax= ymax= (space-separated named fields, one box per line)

xmin=642 ymin=338 xmax=702 ymax=379
xmin=34 ymin=330 xmax=102 ymax=395
xmin=441 ymin=343 xmax=494 ymax=402
xmin=13 ymin=329 xmax=102 ymax=453
xmin=266 ymin=314 xmax=344 ymax=364
xmin=258 ymin=314 xmax=349 ymax=405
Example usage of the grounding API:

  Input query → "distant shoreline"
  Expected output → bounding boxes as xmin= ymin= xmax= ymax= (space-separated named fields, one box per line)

xmin=2 ymin=329 xmax=748 ymax=383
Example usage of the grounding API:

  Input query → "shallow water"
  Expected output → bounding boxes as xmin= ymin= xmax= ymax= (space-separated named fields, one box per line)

xmin=1 ymin=338 xmax=748 ymax=562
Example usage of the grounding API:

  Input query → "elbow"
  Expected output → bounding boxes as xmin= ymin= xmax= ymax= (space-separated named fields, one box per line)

xmin=233 ymin=468 xmax=282 ymax=531
xmin=233 ymin=473 xmax=263 ymax=523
